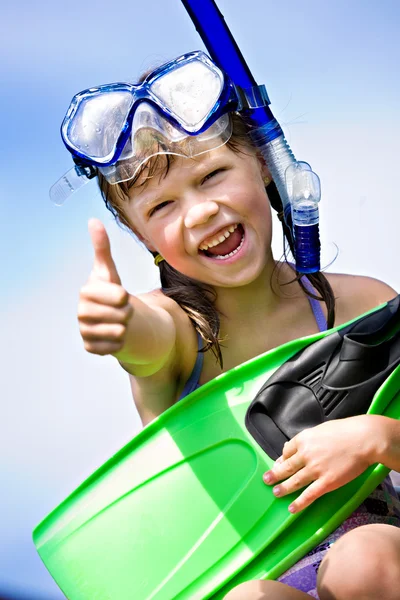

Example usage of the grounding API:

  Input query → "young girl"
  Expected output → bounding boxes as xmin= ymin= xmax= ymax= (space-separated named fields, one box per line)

xmin=68 ymin=52 xmax=400 ymax=598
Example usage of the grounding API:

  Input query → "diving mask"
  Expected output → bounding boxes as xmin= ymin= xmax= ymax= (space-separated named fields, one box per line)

xmin=50 ymin=50 xmax=269 ymax=204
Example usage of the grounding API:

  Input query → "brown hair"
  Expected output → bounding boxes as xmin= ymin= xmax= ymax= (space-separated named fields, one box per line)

xmin=98 ymin=113 xmax=335 ymax=367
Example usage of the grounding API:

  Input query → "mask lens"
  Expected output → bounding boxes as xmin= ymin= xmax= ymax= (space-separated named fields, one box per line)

xmin=150 ymin=60 xmax=223 ymax=131
xmin=99 ymin=111 xmax=232 ymax=185
xmin=66 ymin=91 xmax=134 ymax=161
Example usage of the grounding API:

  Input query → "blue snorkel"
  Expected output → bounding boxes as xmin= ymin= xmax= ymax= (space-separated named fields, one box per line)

xmin=180 ymin=0 xmax=321 ymax=274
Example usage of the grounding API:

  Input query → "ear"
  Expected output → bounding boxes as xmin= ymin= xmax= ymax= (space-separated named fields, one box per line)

xmin=256 ymin=154 xmax=272 ymax=183
xmin=136 ymin=231 xmax=157 ymax=253
xmin=130 ymin=225 xmax=157 ymax=253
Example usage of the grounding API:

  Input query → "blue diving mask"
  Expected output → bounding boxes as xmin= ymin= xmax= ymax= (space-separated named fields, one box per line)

xmin=51 ymin=50 xmax=270 ymax=204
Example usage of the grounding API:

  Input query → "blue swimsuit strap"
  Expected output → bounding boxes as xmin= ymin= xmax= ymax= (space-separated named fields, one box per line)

xmin=178 ymin=333 xmax=205 ymax=400
xmin=178 ymin=276 xmax=328 ymax=400
xmin=301 ymin=276 xmax=328 ymax=333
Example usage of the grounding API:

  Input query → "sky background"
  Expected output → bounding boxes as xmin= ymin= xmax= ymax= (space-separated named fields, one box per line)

xmin=1 ymin=0 xmax=400 ymax=597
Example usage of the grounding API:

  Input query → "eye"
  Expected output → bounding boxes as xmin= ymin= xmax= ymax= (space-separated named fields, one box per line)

xmin=201 ymin=168 xmax=225 ymax=184
xmin=148 ymin=200 xmax=172 ymax=217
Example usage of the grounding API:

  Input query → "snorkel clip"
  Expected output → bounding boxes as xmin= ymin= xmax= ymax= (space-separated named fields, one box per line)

xmin=234 ymin=83 xmax=271 ymax=111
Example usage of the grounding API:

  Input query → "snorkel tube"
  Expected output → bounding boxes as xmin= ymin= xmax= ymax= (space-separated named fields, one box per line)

xmin=180 ymin=0 xmax=321 ymax=274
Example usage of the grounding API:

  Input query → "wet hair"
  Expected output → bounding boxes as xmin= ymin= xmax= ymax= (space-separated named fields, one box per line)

xmin=97 ymin=113 xmax=335 ymax=367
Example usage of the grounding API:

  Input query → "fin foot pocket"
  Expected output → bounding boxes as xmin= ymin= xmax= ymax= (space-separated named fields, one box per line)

xmin=246 ymin=295 xmax=400 ymax=459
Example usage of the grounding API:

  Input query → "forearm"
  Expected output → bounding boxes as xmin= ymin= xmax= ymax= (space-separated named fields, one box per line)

xmin=369 ymin=415 xmax=400 ymax=471
xmin=114 ymin=295 xmax=176 ymax=374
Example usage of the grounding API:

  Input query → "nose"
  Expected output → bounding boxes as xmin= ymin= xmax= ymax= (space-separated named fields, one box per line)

xmin=184 ymin=198 xmax=220 ymax=229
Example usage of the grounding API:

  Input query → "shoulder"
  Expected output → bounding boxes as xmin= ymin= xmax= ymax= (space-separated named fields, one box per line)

xmin=131 ymin=288 xmax=199 ymax=422
xmin=325 ymin=272 xmax=397 ymax=326
xmin=138 ymin=288 xmax=197 ymax=341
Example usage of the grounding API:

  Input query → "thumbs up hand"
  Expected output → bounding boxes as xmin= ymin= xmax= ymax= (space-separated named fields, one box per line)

xmin=78 ymin=219 xmax=133 ymax=356
xmin=89 ymin=218 xmax=123 ymax=285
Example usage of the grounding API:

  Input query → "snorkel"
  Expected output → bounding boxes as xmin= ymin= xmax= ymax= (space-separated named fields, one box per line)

xmin=180 ymin=0 xmax=321 ymax=274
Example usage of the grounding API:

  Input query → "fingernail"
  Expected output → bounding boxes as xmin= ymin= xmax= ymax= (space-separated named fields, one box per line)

xmin=273 ymin=485 xmax=281 ymax=497
xmin=263 ymin=472 xmax=272 ymax=484
xmin=275 ymin=456 xmax=283 ymax=464
xmin=288 ymin=504 xmax=297 ymax=513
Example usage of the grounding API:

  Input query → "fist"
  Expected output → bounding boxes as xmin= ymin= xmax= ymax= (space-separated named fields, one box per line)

xmin=78 ymin=219 xmax=133 ymax=356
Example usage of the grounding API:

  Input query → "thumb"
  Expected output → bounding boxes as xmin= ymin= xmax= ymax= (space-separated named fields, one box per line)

xmin=88 ymin=218 xmax=121 ymax=284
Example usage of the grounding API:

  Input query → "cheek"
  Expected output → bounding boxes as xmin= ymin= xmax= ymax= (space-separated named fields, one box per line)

xmin=242 ymin=185 xmax=273 ymax=247
xmin=149 ymin=220 xmax=181 ymax=260
xmin=229 ymin=178 xmax=271 ymax=221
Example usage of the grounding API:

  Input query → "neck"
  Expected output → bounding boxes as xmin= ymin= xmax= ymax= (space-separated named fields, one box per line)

xmin=200 ymin=258 xmax=317 ymax=376
xmin=214 ymin=254 xmax=283 ymax=330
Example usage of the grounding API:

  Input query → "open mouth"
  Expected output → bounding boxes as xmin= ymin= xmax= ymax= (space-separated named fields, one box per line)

xmin=199 ymin=223 xmax=245 ymax=259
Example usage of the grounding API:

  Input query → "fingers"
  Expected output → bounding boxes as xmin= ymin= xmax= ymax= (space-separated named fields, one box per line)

xmin=269 ymin=467 xmax=312 ymax=499
xmin=262 ymin=434 xmax=335 ymax=514
xmin=263 ymin=460 xmax=326 ymax=514
xmin=78 ymin=299 xmax=133 ymax=324
xmin=88 ymin=218 xmax=121 ymax=284
xmin=80 ymin=280 xmax=130 ymax=308
xmin=287 ymin=478 xmax=328 ymax=513
xmin=263 ymin=448 xmax=304 ymax=486
xmin=281 ymin=438 xmax=298 ymax=460
xmin=266 ymin=470 xmax=330 ymax=514
xmin=84 ymin=339 xmax=126 ymax=356
xmin=79 ymin=305 xmax=132 ymax=356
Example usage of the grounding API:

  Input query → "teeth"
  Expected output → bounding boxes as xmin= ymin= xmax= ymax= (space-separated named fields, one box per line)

xmin=214 ymin=232 xmax=245 ymax=259
xmin=199 ymin=224 xmax=238 ymax=251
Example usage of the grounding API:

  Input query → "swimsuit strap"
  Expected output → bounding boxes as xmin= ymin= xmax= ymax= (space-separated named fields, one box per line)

xmin=286 ymin=262 xmax=328 ymax=333
xmin=302 ymin=276 xmax=328 ymax=332
xmin=178 ymin=333 xmax=204 ymax=400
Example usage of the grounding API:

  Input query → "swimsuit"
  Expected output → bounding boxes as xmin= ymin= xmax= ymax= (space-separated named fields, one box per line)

xmin=277 ymin=478 xmax=400 ymax=597
xmin=178 ymin=276 xmax=327 ymax=401
xmin=178 ymin=280 xmax=400 ymax=597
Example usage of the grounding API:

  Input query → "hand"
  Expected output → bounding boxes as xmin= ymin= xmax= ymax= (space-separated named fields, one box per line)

xmin=263 ymin=416 xmax=378 ymax=513
xmin=78 ymin=219 xmax=133 ymax=356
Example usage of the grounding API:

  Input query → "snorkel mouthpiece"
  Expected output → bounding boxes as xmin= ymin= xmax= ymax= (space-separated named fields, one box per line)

xmin=180 ymin=0 xmax=321 ymax=273
xmin=290 ymin=167 xmax=321 ymax=274
xmin=285 ymin=162 xmax=321 ymax=273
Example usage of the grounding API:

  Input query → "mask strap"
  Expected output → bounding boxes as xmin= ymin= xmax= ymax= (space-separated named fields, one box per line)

xmin=49 ymin=160 xmax=97 ymax=205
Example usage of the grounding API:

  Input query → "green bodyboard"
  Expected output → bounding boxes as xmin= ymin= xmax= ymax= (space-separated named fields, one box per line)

xmin=33 ymin=305 xmax=400 ymax=599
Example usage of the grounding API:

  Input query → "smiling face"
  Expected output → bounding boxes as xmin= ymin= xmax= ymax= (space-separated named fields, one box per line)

xmin=121 ymin=143 xmax=274 ymax=289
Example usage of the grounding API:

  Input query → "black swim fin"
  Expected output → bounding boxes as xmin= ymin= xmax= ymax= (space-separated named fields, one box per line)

xmin=246 ymin=295 xmax=400 ymax=459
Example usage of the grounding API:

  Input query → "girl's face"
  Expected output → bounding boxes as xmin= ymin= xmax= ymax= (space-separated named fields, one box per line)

xmin=124 ymin=144 xmax=273 ymax=288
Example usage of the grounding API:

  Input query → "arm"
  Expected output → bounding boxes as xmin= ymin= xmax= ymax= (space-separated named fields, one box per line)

xmin=371 ymin=415 xmax=400 ymax=473
xmin=123 ymin=293 xmax=199 ymax=425
xmin=114 ymin=296 xmax=176 ymax=376
xmin=78 ymin=219 xmax=177 ymax=374
xmin=78 ymin=219 xmax=197 ymax=421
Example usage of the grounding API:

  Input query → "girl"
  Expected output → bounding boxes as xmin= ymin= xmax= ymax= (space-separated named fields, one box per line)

xmin=67 ymin=52 xmax=400 ymax=598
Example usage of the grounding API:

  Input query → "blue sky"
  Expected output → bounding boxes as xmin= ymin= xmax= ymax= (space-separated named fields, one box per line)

xmin=1 ymin=0 xmax=400 ymax=597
